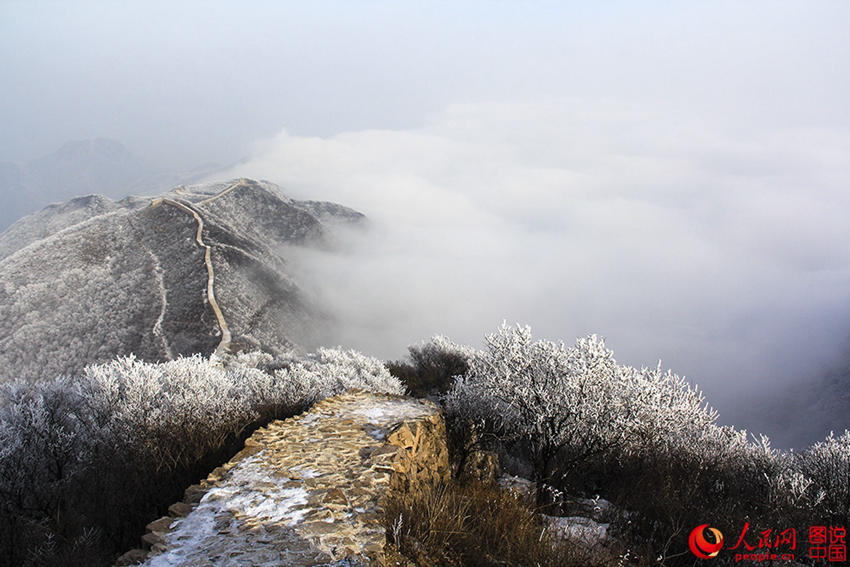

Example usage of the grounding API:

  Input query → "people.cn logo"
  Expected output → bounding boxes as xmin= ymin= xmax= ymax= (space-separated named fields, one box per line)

xmin=689 ymin=524 xmax=725 ymax=559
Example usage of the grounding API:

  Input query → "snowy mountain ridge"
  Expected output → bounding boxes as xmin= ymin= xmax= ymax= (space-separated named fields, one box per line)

xmin=0 ymin=178 xmax=364 ymax=383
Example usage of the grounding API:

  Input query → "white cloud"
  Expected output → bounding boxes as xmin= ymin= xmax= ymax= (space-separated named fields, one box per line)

xmin=221 ymin=100 xmax=850 ymax=434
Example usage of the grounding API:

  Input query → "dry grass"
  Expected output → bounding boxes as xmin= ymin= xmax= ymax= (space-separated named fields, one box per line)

xmin=384 ymin=479 xmax=624 ymax=567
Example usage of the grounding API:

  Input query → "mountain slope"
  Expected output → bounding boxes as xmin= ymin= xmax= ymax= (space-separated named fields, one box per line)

xmin=0 ymin=178 xmax=362 ymax=382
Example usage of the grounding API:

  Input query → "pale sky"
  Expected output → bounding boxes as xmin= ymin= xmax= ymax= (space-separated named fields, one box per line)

xmin=2 ymin=2 xmax=848 ymax=167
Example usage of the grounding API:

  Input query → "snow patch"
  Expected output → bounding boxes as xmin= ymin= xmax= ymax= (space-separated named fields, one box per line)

xmin=297 ymin=413 xmax=322 ymax=426
xmin=352 ymin=400 xmax=431 ymax=425
xmin=142 ymin=246 xmax=173 ymax=359
xmin=144 ymin=451 xmax=312 ymax=566
xmin=287 ymin=464 xmax=319 ymax=479
xmin=546 ymin=515 xmax=609 ymax=546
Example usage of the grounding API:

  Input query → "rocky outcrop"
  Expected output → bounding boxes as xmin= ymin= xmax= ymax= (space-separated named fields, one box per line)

xmin=118 ymin=390 xmax=449 ymax=566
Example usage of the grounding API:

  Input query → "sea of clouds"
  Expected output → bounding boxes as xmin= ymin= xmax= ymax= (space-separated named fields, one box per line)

xmin=220 ymin=100 xmax=850 ymax=444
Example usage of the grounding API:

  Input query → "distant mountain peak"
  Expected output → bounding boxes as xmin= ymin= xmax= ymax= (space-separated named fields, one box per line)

xmin=0 ymin=138 xmax=235 ymax=232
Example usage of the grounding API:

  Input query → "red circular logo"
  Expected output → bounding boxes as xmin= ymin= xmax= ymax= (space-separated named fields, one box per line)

xmin=689 ymin=524 xmax=724 ymax=559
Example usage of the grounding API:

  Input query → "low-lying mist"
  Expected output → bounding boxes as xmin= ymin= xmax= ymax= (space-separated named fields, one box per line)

xmin=219 ymin=101 xmax=850 ymax=447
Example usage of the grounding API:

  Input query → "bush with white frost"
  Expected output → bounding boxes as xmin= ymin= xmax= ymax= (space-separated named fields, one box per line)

xmin=0 ymin=377 xmax=92 ymax=523
xmin=798 ymin=430 xmax=850 ymax=521
xmin=0 ymin=347 xmax=402 ymax=566
xmin=444 ymin=323 xmax=716 ymax=485
xmin=441 ymin=324 xmax=850 ymax=564
xmin=275 ymin=347 xmax=406 ymax=402
xmin=76 ymin=349 xmax=402 ymax=471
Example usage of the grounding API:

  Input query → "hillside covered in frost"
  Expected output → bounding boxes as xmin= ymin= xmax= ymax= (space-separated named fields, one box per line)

xmin=0 ymin=178 xmax=363 ymax=383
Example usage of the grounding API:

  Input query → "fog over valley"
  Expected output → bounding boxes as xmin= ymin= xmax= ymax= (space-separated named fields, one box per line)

xmin=222 ymin=102 xmax=850 ymax=447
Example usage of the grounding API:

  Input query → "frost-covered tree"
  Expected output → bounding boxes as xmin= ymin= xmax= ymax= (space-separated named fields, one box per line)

xmin=625 ymin=361 xmax=718 ymax=456
xmin=0 ymin=377 xmax=95 ymax=566
xmin=444 ymin=324 xmax=719 ymax=488
xmin=798 ymin=430 xmax=850 ymax=521
xmin=448 ymin=325 xmax=616 ymax=483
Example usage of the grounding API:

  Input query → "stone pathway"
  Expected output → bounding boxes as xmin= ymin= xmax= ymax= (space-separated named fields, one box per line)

xmin=122 ymin=390 xmax=449 ymax=566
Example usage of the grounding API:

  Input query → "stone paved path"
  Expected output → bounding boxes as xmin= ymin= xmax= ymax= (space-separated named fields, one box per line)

xmin=131 ymin=390 xmax=448 ymax=567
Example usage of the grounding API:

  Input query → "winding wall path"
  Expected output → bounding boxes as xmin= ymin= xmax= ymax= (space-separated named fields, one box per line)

xmin=149 ymin=196 xmax=232 ymax=355
xmin=197 ymin=178 xmax=250 ymax=206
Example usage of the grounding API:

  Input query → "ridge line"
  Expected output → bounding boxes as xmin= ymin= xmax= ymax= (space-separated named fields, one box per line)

xmin=197 ymin=178 xmax=250 ymax=207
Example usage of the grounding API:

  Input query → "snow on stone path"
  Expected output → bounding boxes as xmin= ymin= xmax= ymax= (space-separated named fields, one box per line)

xmin=135 ymin=390 xmax=448 ymax=567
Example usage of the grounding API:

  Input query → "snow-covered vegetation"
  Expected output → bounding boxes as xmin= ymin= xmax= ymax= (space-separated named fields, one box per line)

xmin=1 ymin=321 xmax=847 ymax=566
xmin=0 ymin=349 xmax=401 ymax=566
xmin=0 ymin=206 xmax=214 ymax=383
xmin=444 ymin=324 xmax=716 ymax=485
xmin=798 ymin=430 xmax=850 ymax=521
xmin=395 ymin=324 xmax=850 ymax=565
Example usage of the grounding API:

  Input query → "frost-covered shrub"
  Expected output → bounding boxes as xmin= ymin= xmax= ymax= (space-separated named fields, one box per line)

xmin=0 ymin=377 xmax=91 ymax=503
xmin=797 ymin=430 xmax=850 ymax=521
xmin=0 ymin=347 xmax=402 ymax=566
xmin=608 ymin=422 xmax=835 ymax=565
xmin=440 ymin=324 xmax=835 ymax=564
xmin=0 ymin=377 xmax=97 ymax=566
xmin=387 ymin=335 xmax=475 ymax=397
xmin=75 ymin=348 xmax=402 ymax=472
xmin=444 ymin=324 xmax=716 ymax=487
xmin=80 ymin=355 xmax=273 ymax=471
xmin=280 ymin=347 xmax=405 ymax=402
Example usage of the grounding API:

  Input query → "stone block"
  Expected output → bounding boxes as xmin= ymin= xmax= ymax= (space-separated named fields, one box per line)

xmin=115 ymin=548 xmax=148 ymax=566
xmin=145 ymin=516 xmax=174 ymax=534
xmin=168 ymin=501 xmax=194 ymax=517
xmin=183 ymin=484 xmax=206 ymax=503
